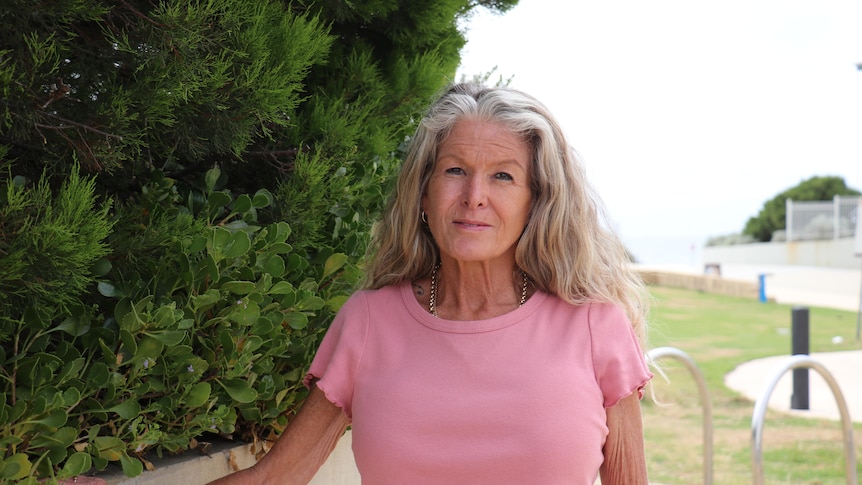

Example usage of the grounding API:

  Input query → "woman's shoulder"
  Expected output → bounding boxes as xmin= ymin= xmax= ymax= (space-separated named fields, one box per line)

xmin=339 ymin=282 xmax=407 ymax=311
xmin=357 ymin=282 xmax=405 ymax=299
xmin=539 ymin=294 xmax=625 ymax=319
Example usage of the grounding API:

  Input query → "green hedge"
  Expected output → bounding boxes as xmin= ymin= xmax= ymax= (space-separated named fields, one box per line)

xmin=0 ymin=168 xmax=370 ymax=482
xmin=0 ymin=0 xmax=519 ymax=481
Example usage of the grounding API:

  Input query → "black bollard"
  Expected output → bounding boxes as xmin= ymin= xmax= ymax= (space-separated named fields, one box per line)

xmin=790 ymin=307 xmax=809 ymax=410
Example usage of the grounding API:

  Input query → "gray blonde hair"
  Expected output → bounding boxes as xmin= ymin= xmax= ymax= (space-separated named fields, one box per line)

xmin=363 ymin=83 xmax=647 ymax=341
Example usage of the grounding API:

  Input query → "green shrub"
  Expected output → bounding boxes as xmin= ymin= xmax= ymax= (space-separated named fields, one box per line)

xmin=0 ymin=0 xmax=521 ymax=481
xmin=0 ymin=169 xmax=364 ymax=483
xmin=0 ymin=166 xmax=113 ymax=318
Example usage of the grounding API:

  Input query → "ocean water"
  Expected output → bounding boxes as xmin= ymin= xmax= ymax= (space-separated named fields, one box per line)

xmin=623 ymin=235 xmax=708 ymax=268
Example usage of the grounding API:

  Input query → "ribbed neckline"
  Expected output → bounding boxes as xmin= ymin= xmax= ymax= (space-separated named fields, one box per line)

xmin=399 ymin=280 xmax=547 ymax=334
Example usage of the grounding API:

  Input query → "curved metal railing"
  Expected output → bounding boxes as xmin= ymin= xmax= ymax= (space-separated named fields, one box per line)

xmin=751 ymin=354 xmax=857 ymax=485
xmin=647 ymin=347 xmax=714 ymax=485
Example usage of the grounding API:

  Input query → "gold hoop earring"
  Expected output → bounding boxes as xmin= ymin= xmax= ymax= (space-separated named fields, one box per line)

xmin=421 ymin=211 xmax=428 ymax=224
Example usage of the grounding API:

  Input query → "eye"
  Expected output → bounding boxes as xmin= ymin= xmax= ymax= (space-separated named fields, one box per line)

xmin=445 ymin=167 xmax=465 ymax=175
xmin=495 ymin=172 xmax=513 ymax=181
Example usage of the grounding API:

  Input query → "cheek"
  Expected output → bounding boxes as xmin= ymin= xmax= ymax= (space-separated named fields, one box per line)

xmin=508 ymin=190 xmax=533 ymax=221
xmin=425 ymin=182 xmax=459 ymax=211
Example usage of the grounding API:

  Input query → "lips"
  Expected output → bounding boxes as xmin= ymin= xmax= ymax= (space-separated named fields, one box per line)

xmin=454 ymin=219 xmax=490 ymax=228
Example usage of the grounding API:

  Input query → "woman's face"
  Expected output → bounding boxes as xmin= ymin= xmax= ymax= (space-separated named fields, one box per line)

xmin=422 ymin=119 xmax=532 ymax=267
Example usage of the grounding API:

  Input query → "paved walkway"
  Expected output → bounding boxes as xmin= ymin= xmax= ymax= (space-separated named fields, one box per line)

xmin=643 ymin=263 xmax=862 ymax=423
xmin=725 ymin=350 xmax=862 ymax=423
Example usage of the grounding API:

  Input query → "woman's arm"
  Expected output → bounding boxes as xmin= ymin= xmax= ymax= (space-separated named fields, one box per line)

xmin=599 ymin=391 xmax=648 ymax=485
xmin=209 ymin=385 xmax=350 ymax=485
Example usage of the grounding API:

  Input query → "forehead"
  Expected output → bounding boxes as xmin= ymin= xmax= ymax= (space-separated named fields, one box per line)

xmin=437 ymin=119 xmax=531 ymax=161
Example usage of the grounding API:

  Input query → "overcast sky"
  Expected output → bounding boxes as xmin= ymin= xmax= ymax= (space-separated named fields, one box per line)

xmin=456 ymin=0 xmax=862 ymax=264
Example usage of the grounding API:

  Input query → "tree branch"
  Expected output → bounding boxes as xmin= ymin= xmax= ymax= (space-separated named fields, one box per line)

xmin=36 ymin=111 xmax=124 ymax=141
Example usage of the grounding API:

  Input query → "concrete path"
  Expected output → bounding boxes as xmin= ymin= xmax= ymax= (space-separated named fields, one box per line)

xmin=717 ymin=264 xmax=861 ymax=424
xmin=725 ymin=350 xmax=862 ymax=423
xmin=639 ymin=262 xmax=862 ymax=312
xmin=720 ymin=263 xmax=862 ymax=312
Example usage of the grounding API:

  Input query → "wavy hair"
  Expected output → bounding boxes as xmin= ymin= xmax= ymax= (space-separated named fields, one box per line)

xmin=363 ymin=83 xmax=647 ymax=341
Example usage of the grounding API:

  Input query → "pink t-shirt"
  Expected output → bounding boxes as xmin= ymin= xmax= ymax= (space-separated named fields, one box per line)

xmin=306 ymin=282 xmax=652 ymax=484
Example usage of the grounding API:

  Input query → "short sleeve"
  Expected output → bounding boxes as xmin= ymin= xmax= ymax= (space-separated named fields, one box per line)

xmin=588 ymin=303 xmax=653 ymax=408
xmin=303 ymin=291 xmax=370 ymax=418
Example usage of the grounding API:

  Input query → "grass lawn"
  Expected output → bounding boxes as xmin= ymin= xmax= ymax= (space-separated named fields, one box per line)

xmin=643 ymin=285 xmax=862 ymax=485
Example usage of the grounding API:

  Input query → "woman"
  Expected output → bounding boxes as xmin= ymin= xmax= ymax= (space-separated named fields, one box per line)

xmin=212 ymin=83 xmax=652 ymax=484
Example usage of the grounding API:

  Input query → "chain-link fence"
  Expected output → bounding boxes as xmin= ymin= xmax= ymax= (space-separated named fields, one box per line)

xmin=785 ymin=195 xmax=860 ymax=241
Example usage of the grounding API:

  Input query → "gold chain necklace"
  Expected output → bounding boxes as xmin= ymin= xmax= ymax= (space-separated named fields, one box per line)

xmin=428 ymin=264 xmax=529 ymax=317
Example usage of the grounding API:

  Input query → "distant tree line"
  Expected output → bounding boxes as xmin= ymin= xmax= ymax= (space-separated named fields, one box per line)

xmin=708 ymin=176 xmax=860 ymax=246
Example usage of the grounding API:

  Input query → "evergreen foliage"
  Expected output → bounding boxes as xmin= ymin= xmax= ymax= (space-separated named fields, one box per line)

xmin=0 ymin=166 xmax=112 ymax=319
xmin=742 ymin=176 xmax=861 ymax=242
xmin=0 ymin=0 xmax=518 ymax=481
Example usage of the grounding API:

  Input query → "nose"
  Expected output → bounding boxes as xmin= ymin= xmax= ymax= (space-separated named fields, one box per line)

xmin=463 ymin=175 xmax=487 ymax=209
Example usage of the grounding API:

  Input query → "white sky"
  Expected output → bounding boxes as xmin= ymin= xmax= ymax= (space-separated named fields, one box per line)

xmin=456 ymin=0 xmax=862 ymax=263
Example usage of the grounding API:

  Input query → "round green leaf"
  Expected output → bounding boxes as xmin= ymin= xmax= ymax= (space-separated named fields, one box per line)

xmin=119 ymin=329 xmax=137 ymax=362
xmin=221 ymin=281 xmax=256 ymax=295
xmin=0 ymin=453 xmax=30 ymax=480
xmin=31 ymin=409 xmax=67 ymax=428
xmin=0 ymin=436 xmax=22 ymax=448
xmin=63 ymin=387 xmax=82 ymax=407
xmin=205 ymin=168 xmax=221 ymax=193
xmin=191 ymin=288 xmax=221 ymax=312
xmin=322 ymin=253 xmax=348 ymax=279
xmin=267 ymin=242 xmax=292 ymax=254
xmin=209 ymin=227 xmax=232 ymax=255
xmin=93 ymin=436 xmax=124 ymax=461
xmin=121 ymin=453 xmax=144 ymax=477
xmin=30 ymin=426 xmax=77 ymax=448
xmin=254 ymin=316 xmax=275 ymax=335
xmin=87 ymin=362 xmax=110 ymax=388
xmin=297 ymin=296 xmax=325 ymax=311
xmin=268 ymin=281 xmax=295 ymax=295
xmin=218 ymin=379 xmax=258 ymax=403
xmin=327 ymin=295 xmax=350 ymax=312
xmin=91 ymin=258 xmax=112 ymax=276
xmin=251 ymin=189 xmax=273 ymax=208
xmin=285 ymin=253 xmax=305 ymax=272
xmin=223 ymin=232 xmax=252 ymax=258
xmin=285 ymin=312 xmax=308 ymax=330
xmin=184 ymin=382 xmax=212 ymax=409
xmin=261 ymin=254 xmax=285 ymax=277
xmin=56 ymin=316 xmax=90 ymax=337
xmin=225 ymin=220 xmax=251 ymax=231
xmin=228 ymin=300 xmax=260 ymax=326
xmin=232 ymin=194 xmax=252 ymax=213
xmin=145 ymin=330 xmax=186 ymax=346
xmin=268 ymin=221 xmax=291 ymax=242
xmin=208 ymin=191 xmax=232 ymax=213
xmin=134 ymin=335 xmax=165 ymax=363
xmin=107 ymin=400 xmax=141 ymax=420
xmin=60 ymin=452 xmax=92 ymax=478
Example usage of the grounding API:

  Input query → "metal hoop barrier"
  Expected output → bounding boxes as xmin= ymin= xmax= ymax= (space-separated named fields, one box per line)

xmin=647 ymin=347 xmax=714 ymax=485
xmin=751 ymin=354 xmax=857 ymax=485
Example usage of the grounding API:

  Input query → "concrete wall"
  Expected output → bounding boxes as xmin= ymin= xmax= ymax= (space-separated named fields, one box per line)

xmin=638 ymin=269 xmax=760 ymax=300
xmin=102 ymin=431 xmax=360 ymax=485
xmin=702 ymin=237 xmax=860 ymax=270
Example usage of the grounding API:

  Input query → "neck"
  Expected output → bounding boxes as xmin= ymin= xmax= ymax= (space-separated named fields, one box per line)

xmin=430 ymin=262 xmax=528 ymax=320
